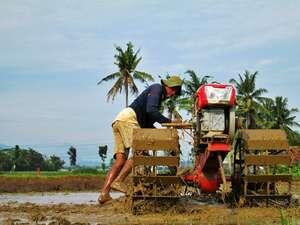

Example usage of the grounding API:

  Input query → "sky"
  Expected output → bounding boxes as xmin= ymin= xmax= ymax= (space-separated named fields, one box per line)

xmin=0 ymin=1 xmax=299 ymax=164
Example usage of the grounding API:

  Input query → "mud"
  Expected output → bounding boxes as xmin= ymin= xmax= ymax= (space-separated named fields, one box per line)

xmin=0 ymin=196 xmax=299 ymax=225
xmin=0 ymin=176 xmax=102 ymax=193
xmin=0 ymin=176 xmax=299 ymax=224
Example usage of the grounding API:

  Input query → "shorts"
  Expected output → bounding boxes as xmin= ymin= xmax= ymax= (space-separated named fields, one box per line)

xmin=112 ymin=120 xmax=139 ymax=158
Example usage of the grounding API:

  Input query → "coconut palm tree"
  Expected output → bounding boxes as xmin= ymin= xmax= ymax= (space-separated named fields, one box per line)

xmin=98 ymin=145 xmax=108 ymax=172
xmin=162 ymin=96 xmax=181 ymax=120
xmin=271 ymin=96 xmax=300 ymax=134
xmin=229 ymin=70 xmax=267 ymax=128
xmin=97 ymin=42 xmax=154 ymax=107
xmin=288 ymin=130 xmax=300 ymax=146
xmin=179 ymin=70 xmax=212 ymax=116
xmin=67 ymin=146 xmax=77 ymax=167
xmin=256 ymin=96 xmax=300 ymax=140
xmin=255 ymin=97 xmax=276 ymax=129
xmin=184 ymin=70 xmax=212 ymax=98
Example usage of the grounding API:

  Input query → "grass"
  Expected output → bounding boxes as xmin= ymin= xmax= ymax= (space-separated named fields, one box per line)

xmin=280 ymin=209 xmax=298 ymax=225
xmin=1 ymin=164 xmax=299 ymax=180
xmin=0 ymin=168 xmax=107 ymax=178
xmin=250 ymin=210 xmax=298 ymax=225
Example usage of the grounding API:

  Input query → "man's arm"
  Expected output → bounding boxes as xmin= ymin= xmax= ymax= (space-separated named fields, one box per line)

xmin=146 ymin=84 xmax=171 ymax=124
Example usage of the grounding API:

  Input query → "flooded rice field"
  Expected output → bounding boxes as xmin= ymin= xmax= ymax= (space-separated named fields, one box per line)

xmin=0 ymin=192 xmax=299 ymax=225
xmin=0 ymin=181 xmax=299 ymax=224
xmin=0 ymin=191 xmax=123 ymax=205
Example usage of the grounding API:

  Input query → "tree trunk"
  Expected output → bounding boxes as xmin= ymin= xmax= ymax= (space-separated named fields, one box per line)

xmin=125 ymin=75 xmax=129 ymax=107
xmin=168 ymin=109 xmax=172 ymax=120
xmin=246 ymin=110 xmax=256 ymax=129
xmin=245 ymin=112 xmax=250 ymax=129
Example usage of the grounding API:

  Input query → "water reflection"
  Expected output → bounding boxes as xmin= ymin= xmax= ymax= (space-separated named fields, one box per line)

xmin=0 ymin=191 xmax=124 ymax=204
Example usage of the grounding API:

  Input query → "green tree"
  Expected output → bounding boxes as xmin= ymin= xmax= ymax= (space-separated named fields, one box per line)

xmin=27 ymin=148 xmax=45 ymax=170
xmin=67 ymin=146 xmax=77 ymax=167
xmin=97 ymin=42 xmax=154 ymax=107
xmin=98 ymin=145 xmax=108 ymax=171
xmin=162 ymin=96 xmax=180 ymax=120
xmin=272 ymin=96 xmax=300 ymax=133
xmin=14 ymin=149 xmax=30 ymax=171
xmin=254 ymin=96 xmax=299 ymax=143
xmin=0 ymin=151 xmax=13 ymax=171
xmin=255 ymin=97 xmax=276 ymax=129
xmin=2 ymin=147 xmax=43 ymax=171
xmin=13 ymin=148 xmax=45 ymax=171
xmin=289 ymin=131 xmax=300 ymax=146
xmin=180 ymin=70 xmax=212 ymax=116
xmin=46 ymin=155 xmax=65 ymax=171
xmin=229 ymin=70 xmax=267 ymax=128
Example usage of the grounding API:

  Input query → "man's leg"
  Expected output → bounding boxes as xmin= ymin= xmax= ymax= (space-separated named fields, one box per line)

xmin=110 ymin=158 xmax=132 ymax=193
xmin=99 ymin=153 xmax=126 ymax=203
xmin=114 ymin=158 xmax=133 ymax=182
xmin=113 ymin=122 xmax=138 ymax=184
xmin=106 ymin=120 xmax=138 ymax=194
xmin=101 ymin=153 xmax=126 ymax=194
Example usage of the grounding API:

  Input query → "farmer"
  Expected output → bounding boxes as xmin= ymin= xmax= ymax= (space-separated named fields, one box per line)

xmin=98 ymin=75 xmax=183 ymax=204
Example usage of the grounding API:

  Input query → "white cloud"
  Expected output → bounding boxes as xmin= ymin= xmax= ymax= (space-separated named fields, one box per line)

xmin=257 ymin=59 xmax=275 ymax=66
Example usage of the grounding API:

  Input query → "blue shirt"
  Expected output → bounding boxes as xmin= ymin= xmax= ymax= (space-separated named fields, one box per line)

xmin=129 ymin=83 xmax=171 ymax=128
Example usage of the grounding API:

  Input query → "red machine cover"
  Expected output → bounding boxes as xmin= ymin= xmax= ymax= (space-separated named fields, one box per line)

xmin=196 ymin=84 xmax=235 ymax=109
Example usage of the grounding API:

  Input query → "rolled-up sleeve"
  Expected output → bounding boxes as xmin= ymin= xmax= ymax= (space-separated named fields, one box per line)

xmin=146 ymin=85 xmax=171 ymax=124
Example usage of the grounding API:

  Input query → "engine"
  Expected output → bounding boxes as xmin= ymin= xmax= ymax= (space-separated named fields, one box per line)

xmin=184 ymin=84 xmax=236 ymax=193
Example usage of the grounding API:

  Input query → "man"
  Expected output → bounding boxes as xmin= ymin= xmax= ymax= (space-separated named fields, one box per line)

xmin=98 ymin=75 xmax=183 ymax=204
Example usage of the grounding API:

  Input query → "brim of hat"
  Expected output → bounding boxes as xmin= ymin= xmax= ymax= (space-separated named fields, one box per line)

xmin=161 ymin=79 xmax=181 ymax=87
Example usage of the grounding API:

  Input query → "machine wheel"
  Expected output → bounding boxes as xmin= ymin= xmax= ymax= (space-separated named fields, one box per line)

xmin=231 ymin=129 xmax=292 ymax=206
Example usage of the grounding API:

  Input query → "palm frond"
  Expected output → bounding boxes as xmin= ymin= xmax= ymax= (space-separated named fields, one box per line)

xmin=131 ymin=48 xmax=141 ymax=70
xmin=97 ymin=72 xmax=121 ymax=85
xmin=106 ymin=77 xmax=124 ymax=102
xmin=127 ymin=75 xmax=139 ymax=95
xmin=189 ymin=71 xmax=211 ymax=92
xmin=133 ymin=71 xmax=154 ymax=83
xmin=252 ymin=88 xmax=268 ymax=98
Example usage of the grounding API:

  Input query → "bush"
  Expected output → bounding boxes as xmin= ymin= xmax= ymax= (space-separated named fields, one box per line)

xmin=276 ymin=163 xmax=300 ymax=177
xmin=0 ymin=147 xmax=64 ymax=171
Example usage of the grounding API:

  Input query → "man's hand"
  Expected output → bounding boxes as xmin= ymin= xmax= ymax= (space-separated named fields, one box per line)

xmin=172 ymin=118 xmax=182 ymax=123
xmin=172 ymin=111 xmax=182 ymax=123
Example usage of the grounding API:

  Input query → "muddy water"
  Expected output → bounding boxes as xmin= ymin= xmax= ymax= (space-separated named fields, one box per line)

xmin=0 ymin=196 xmax=299 ymax=225
xmin=0 ymin=191 xmax=124 ymax=204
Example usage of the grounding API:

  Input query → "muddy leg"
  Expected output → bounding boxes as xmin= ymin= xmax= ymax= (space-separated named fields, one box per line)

xmin=101 ymin=153 xmax=126 ymax=194
xmin=115 ymin=158 xmax=133 ymax=182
